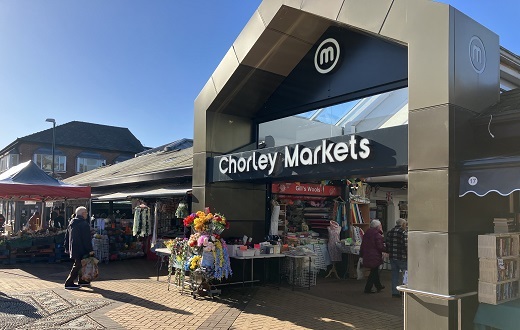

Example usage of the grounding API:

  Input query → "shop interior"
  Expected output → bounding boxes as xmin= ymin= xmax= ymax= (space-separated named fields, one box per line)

xmin=89 ymin=196 xmax=191 ymax=262
xmin=265 ymin=177 xmax=407 ymax=315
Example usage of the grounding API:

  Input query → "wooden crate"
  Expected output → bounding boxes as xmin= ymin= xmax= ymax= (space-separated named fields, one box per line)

xmin=480 ymin=257 xmax=520 ymax=283
xmin=478 ymin=233 xmax=519 ymax=259
xmin=478 ymin=280 xmax=520 ymax=305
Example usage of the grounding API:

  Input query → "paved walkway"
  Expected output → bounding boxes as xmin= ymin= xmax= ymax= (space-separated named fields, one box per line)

xmin=0 ymin=259 xmax=403 ymax=329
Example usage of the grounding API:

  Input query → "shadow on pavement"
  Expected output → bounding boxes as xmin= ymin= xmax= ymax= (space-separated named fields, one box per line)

xmin=235 ymin=285 xmax=403 ymax=330
xmin=77 ymin=286 xmax=192 ymax=314
xmin=0 ymin=292 xmax=41 ymax=319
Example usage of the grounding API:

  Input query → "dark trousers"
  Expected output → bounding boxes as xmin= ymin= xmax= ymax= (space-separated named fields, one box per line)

xmin=65 ymin=258 xmax=82 ymax=286
xmin=364 ymin=267 xmax=383 ymax=292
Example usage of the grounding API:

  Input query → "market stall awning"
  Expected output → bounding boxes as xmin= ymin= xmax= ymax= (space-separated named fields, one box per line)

xmin=95 ymin=192 xmax=130 ymax=200
xmin=459 ymin=156 xmax=520 ymax=197
xmin=93 ymin=186 xmax=191 ymax=201
xmin=128 ymin=187 xmax=191 ymax=198
xmin=0 ymin=161 xmax=91 ymax=201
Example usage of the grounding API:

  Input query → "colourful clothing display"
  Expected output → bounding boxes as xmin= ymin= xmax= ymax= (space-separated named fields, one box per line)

xmin=327 ymin=221 xmax=342 ymax=262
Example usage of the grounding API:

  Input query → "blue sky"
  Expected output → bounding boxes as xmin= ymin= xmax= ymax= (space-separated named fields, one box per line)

xmin=0 ymin=0 xmax=518 ymax=149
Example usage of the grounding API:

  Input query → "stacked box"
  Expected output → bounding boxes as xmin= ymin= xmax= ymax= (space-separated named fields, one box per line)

xmin=478 ymin=233 xmax=520 ymax=305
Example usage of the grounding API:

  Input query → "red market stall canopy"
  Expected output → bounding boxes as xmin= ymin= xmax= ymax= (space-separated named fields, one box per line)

xmin=0 ymin=161 xmax=91 ymax=201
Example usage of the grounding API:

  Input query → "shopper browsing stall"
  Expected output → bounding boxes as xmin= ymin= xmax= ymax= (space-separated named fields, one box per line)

xmin=360 ymin=220 xmax=386 ymax=294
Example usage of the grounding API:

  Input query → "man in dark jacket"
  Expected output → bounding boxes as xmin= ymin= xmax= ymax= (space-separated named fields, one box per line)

xmin=386 ymin=218 xmax=408 ymax=297
xmin=64 ymin=206 xmax=93 ymax=289
xmin=360 ymin=219 xmax=386 ymax=294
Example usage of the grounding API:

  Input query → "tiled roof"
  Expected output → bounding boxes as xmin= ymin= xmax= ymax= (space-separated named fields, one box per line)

xmin=479 ymin=89 xmax=520 ymax=116
xmin=136 ymin=138 xmax=193 ymax=156
xmin=18 ymin=121 xmax=145 ymax=153
xmin=64 ymin=147 xmax=193 ymax=186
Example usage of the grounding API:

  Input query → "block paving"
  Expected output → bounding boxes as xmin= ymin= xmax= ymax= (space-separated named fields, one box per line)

xmin=0 ymin=259 xmax=403 ymax=329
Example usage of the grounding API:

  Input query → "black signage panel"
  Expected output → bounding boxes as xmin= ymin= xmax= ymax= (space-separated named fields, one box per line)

xmin=256 ymin=26 xmax=408 ymax=122
xmin=209 ymin=125 xmax=407 ymax=183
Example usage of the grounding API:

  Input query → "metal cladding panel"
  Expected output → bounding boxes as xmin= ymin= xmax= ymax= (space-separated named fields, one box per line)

xmin=206 ymin=65 xmax=285 ymax=116
xmin=257 ymin=0 xmax=303 ymax=28
xmin=378 ymin=0 xmax=409 ymax=44
xmin=209 ymin=125 xmax=407 ymax=182
xmin=408 ymin=231 xmax=450 ymax=295
xmin=240 ymin=28 xmax=314 ymax=77
xmin=452 ymin=8 xmax=500 ymax=113
xmin=203 ymin=184 xmax=267 ymax=222
xmin=448 ymin=232 xmax=479 ymax=293
xmin=193 ymin=78 xmax=216 ymax=153
xmin=266 ymin=7 xmax=330 ymax=45
xmin=211 ymin=47 xmax=240 ymax=94
xmin=405 ymin=294 xmax=450 ymax=330
xmin=258 ymin=25 xmax=408 ymax=121
xmin=233 ymin=11 xmax=268 ymax=64
xmin=338 ymin=0 xmax=394 ymax=35
xmin=300 ymin=0 xmax=344 ymax=21
xmin=206 ymin=112 xmax=253 ymax=154
xmin=408 ymin=169 xmax=450 ymax=233
xmin=406 ymin=3 xmax=451 ymax=111
xmin=203 ymin=69 xmax=274 ymax=116
xmin=192 ymin=152 xmax=210 ymax=187
xmin=191 ymin=186 xmax=206 ymax=212
xmin=409 ymin=105 xmax=476 ymax=171
xmin=408 ymin=105 xmax=450 ymax=171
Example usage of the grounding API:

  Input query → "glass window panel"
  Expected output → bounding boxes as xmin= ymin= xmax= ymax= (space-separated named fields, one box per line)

xmin=33 ymin=154 xmax=66 ymax=172
xmin=76 ymin=158 xmax=105 ymax=173
xmin=259 ymin=87 xmax=408 ymax=147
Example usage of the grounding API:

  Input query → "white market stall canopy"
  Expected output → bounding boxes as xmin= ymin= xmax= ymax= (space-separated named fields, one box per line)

xmin=93 ymin=186 xmax=191 ymax=201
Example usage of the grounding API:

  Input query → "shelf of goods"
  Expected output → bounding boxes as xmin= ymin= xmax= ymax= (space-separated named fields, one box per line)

xmin=478 ymin=233 xmax=520 ymax=305
xmin=0 ymin=232 xmax=68 ymax=265
xmin=106 ymin=228 xmax=145 ymax=261
xmin=350 ymin=202 xmax=370 ymax=241
xmin=304 ymin=207 xmax=332 ymax=230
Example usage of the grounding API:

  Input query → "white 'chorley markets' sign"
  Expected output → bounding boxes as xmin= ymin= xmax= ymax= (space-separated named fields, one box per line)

xmin=219 ymin=136 xmax=371 ymax=176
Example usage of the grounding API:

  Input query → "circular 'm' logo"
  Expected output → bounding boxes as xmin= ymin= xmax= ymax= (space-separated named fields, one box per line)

xmin=314 ymin=38 xmax=340 ymax=74
xmin=468 ymin=176 xmax=478 ymax=186
xmin=469 ymin=36 xmax=486 ymax=74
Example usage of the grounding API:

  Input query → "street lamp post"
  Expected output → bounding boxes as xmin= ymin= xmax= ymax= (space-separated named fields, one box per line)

xmin=45 ymin=118 xmax=56 ymax=177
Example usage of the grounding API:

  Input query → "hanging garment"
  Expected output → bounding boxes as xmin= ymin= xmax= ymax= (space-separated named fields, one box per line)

xmin=133 ymin=206 xmax=151 ymax=237
xmin=175 ymin=202 xmax=189 ymax=219
xmin=327 ymin=221 xmax=342 ymax=262
xmin=132 ymin=207 xmax=141 ymax=236
xmin=269 ymin=204 xmax=280 ymax=236
xmin=342 ymin=203 xmax=348 ymax=231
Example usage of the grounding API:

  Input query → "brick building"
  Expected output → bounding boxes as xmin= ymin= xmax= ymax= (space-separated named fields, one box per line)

xmin=0 ymin=121 xmax=145 ymax=179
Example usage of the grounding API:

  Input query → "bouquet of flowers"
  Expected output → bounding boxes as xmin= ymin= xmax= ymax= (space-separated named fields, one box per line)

xmin=183 ymin=207 xmax=232 ymax=281
xmin=183 ymin=210 xmax=229 ymax=234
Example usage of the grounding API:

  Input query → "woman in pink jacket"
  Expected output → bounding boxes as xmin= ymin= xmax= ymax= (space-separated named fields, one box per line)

xmin=360 ymin=219 xmax=386 ymax=293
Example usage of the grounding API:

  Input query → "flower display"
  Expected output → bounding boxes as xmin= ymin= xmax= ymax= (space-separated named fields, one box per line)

xmin=179 ymin=207 xmax=233 ymax=281
xmin=183 ymin=210 xmax=229 ymax=234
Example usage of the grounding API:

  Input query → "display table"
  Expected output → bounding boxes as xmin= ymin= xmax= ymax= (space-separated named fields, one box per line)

xmin=231 ymin=254 xmax=286 ymax=287
xmin=474 ymin=300 xmax=520 ymax=330
xmin=154 ymin=247 xmax=171 ymax=281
